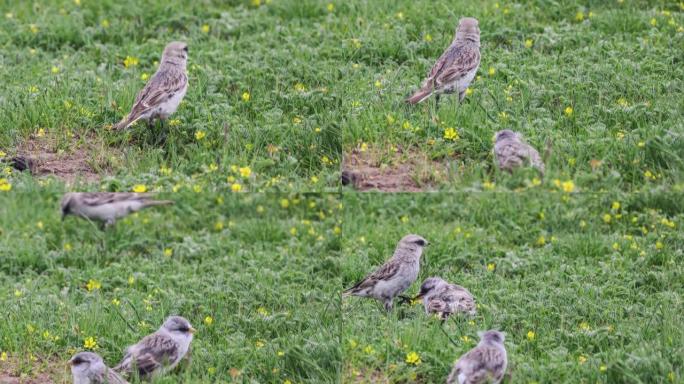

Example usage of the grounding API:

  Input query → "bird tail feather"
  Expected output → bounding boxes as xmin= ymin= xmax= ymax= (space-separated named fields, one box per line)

xmin=113 ymin=114 xmax=141 ymax=131
xmin=142 ymin=200 xmax=174 ymax=207
xmin=406 ymin=87 xmax=433 ymax=105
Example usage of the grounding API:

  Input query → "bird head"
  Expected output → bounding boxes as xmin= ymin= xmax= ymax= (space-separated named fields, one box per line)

xmin=399 ymin=234 xmax=429 ymax=248
xmin=68 ymin=352 xmax=105 ymax=378
xmin=162 ymin=41 xmax=189 ymax=62
xmin=456 ymin=17 xmax=480 ymax=42
xmin=415 ymin=276 xmax=444 ymax=299
xmin=478 ymin=330 xmax=505 ymax=345
xmin=494 ymin=129 xmax=519 ymax=143
xmin=162 ymin=315 xmax=196 ymax=336
xmin=60 ymin=193 xmax=75 ymax=221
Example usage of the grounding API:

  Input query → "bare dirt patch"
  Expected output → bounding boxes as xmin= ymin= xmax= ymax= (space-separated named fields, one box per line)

xmin=11 ymin=131 xmax=118 ymax=184
xmin=342 ymin=144 xmax=451 ymax=192
xmin=0 ymin=355 xmax=67 ymax=384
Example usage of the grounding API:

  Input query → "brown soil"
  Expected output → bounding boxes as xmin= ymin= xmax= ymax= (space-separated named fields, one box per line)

xmin=12 ymin=131 xmax=116 ymax=184
xmin=0 ymin=355 xmax=67 ymax=384
xmin=342 ymin=144 xmax=451 ymax=192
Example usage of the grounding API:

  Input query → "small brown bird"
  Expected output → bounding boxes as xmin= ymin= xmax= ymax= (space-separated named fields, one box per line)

xmin=114 ymin=316 xmax=196 ymax=380
xmin=114 ymin=42 xmax=188 ymax=130
xmin=407 ymin=18 xmax=480 ymax=105
xmin=414 ymin=277 xmax=476 ymax=319
xmin=343 ymin=234 xmax=429 ymax=311
xmin=61 ymin=192 xmax=173 ymax=229
xmin=447 ymin=330 xmax=508 ymax=384
xmin=69 ymin=352 xmax=129 ymax=384
xmin=493 ymin=129 xmax=545 ymax=175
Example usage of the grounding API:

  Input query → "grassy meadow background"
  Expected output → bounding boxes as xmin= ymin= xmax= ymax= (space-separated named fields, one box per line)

xmin=0 ymin=0 xmax=683 ymax=383
xmin=0 ymin=182 xmax=342 ymax=383
xmin=341 ymin=192 xmax=683 ymax=383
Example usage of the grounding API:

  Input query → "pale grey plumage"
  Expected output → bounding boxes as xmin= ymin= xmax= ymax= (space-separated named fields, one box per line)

xmin=114 ymin=41 xmax=188 ymax=130
xmin=114 ymin=316 xmax=195 ymax=380
xmin=493 ymin=129 xmax=545 ymax=175
xmin=69 ymin=352 xmax=129 ymax=384
xmin=416 ymin=277 xmax=476 ymax=319
xmin=61 ymin=192 xmax=173 ymax=228
xmin=343 ymin=234 xmax=428 ymax=311
xmin=446 ymin=330 xmax=508 ymax=384
xmin=407 ymin=17 xmax=480 ymax=105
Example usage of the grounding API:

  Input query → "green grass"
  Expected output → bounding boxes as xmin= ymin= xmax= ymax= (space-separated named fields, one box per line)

xmin=341 ymin=192 xmax=683 ymax=383
xmin=339 ymin=0 xmax=684 ymax=191
xmin=0 ymin=179 xmax=342 ymax=383
xmin=0 ymin=0 xmax=683 ymax=383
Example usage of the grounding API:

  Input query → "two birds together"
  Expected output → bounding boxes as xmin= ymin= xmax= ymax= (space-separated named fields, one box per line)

xmin=343 ymin=234 xmax=507 ymax=384
xmin=408 ymin=17 xmax=546 ymax=176
xmin=118 ymin=20 xmax=543 ymax=176
xmin=68 ymin=316 xmax=195 ymax=384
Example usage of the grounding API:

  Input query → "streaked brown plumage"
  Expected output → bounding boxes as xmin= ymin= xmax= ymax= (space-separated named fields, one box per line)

xmin=415 ymin=277 xmax=476 ymax=319
xmin=446 ymin=330 xmax=508 ymax=384
xmin=407 ymin=18 xmax=480 ymax=105
xmin=69 ymin=352 xmax=129 ymax=384
xmin=493 ymin=129 xmax=545 ymax=175
xmin=114 ymin=42 xmax=188 ymax=130
xmin=61 ymin=192 xmax=173 ymax=228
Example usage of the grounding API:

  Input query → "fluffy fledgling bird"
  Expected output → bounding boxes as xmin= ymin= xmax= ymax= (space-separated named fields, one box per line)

xmin=343 ymin=234 xmax=428 ymax=311
xmin=446 ymin=330 xmax=508 ymax=384
xmin=407 ymin=18 xmax=480 ymax=105
xmin=114 ymin=316 xmax=195 ymax=380
xmin=493 ymin=129 xmax=545 ymax=175
xmin=113 ymin=42 xmax=188 ymax=130
xmin=69 ymin=352 xmax=129 ymax=384
xmin=61 ymin=192 xmax=173 ymax=228
xmin=415 ymin=277 xmax=476 ymax=319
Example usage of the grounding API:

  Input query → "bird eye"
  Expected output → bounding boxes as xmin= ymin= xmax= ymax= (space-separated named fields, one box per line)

xmin=183 ymin=46 xmax=188 ymax=53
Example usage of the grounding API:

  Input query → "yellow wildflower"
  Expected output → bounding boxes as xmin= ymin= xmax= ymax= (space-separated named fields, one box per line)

xmin=204 ymin=316 xmax=213 ymax=326
xmin=132 ymin=184 xmax=147 ymax=193
xmin=603 ymin=214 xmax=612 ymax=224
xmin=239 ymin=166 xmax=251 ymax=178
xmin=255 ymin=340 xmax=265 ymax=348
xmin=164 ymin=248 xmax=173 ymax=257
xmin=0 ymin=179 xmax=12 ymax=192
xmin=578 ymin=355 xmax=587 ymax=364
xmin=30 ymin=24 xmax=39 ymax=34
xmin=123 ymin=56 xmax=139 ymax=68
xmin=424 ymin=33 xmax=432 ymax=42
xmin=444 ymin=127 xmax=459 ymax=141
xmin=83 ymin=337 xmax=98 ymax=350
xmin=564 ymin=106 xmax=573 ymax=116
xmin=242 ymin=91 xmax=250 ymax=102
xmin=487 ymin=263 xmax=496 ymax=272
xmin=326 ymin=3 xmax=334 ymax=12
xmin=100 ymin=19 xmax=110 ymax=28
xmin=527 ymin=331 xmax=535 ymax=341
xmin=576 ymin=11 xmax=585 ymax=22
xmin=201 ymin=24 xmax=210 ymax=33
xmin=231 ymin=183 xmax=242 ymax=192
xmin=0 ymin=352 xmax=7 ymax=361
xmin=86 ymin=279 xmax=101 ymax=292
xmin=405 ymin=351 xmax=421 ymax=365
xmin=525 ymin=39 xmax=533 ymax=48
xmin=280 ymin=199 xmax=290 ymax=208
xmin=561 ymin=180 xmax=575 ymax=193
xmin=195 ymin=130 xmax=206 ymax=140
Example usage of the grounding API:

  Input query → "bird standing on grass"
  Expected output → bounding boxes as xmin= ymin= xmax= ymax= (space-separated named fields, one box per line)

xmin=343 ymin=234 xmax=428 ymax=311
xmin=61 ymin=192 xmax=173 ymax=229
xmin=113 ymin=42 xmax=188 ymax=130
xmin=406 ymin=18 xmax=480 ymax=106
xmin=447 ymin=330 xmax=508 ymax=384
xmin=114 ymin=316 xmax=196 ymax=380
xmin=69 ymin=352 xmax=129 ymax=384
xmin=493 ymin=129 xmax=545 ymax=175
xmin=414 ymin=277 xmax=476 ymax=319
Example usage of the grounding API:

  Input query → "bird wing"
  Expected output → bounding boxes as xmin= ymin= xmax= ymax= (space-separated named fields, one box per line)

xmin=117 ymin=333 xmax=179 ymax=377
xmin=434 ymin=46 xmax=480 ymax=87
xmin=106 ymin=368 xmax=130 ymax=384
xmin=79 ymin=192 xmax=154 ymax=206
xmin=127 ymin=67 xmax=187 ymax=120
xmin=344 ymin=260 xmax=401 ymax=293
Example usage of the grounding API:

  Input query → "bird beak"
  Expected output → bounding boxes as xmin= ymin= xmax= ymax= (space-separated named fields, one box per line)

xmin=413 ymin=293 xmax=424 ymax=300
xmin=67 ymin=359 xmax=74 ymax=366
xmin=189 ymin=327 xmax=197 ymax=334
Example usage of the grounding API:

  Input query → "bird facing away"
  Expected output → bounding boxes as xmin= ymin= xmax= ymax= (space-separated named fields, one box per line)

xmin=113 ymin=42 xmax=188 ymax=130
xmin=493 ymin=129 xmax=545 ymax=175
xmin=343 ymin=234 xmax=428 ymax=311
xmin=446 ymin=330 xmax=508 ymax=384
xmin=69 ymin=352 xmax=129 ymax=384
xmin=114 ymin=316 xmax=195 ymax=380
xmin=415 ymin=277 xmax=476 ymax=319
xmin=406 ymin=17 xmax=480 ymax=105
xmin=61 ymin=192 xmax=173 ymax=229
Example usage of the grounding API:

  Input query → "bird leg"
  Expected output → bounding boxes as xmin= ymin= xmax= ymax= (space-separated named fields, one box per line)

xmin=383 ymin=299 xmax=394 ymax=312
xmin=397 ymin=295 xmax=413 ymax=305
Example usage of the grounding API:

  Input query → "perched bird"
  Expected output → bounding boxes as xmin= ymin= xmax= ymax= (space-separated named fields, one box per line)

xmin=447 ymin=330 xmax=508 ymax=384
xmin=114 ymin=316 xmax=196 ymax=380
xmin=68 ymin=352 xmax=128 ymax=384
xmin=493 ymin=129 xmax=545 ymax=175
xmin=113 ymin=42 xmax=188 ymax=130
xmin=415 ymin=277 xmax=476 ymax=319
xmin=343 ymin=234 xmax=428 ymax=311
xmin=407 ymin=18 xmax=480 ymax=105
xmin=61 ymin=192 xmax=173 ymax=229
